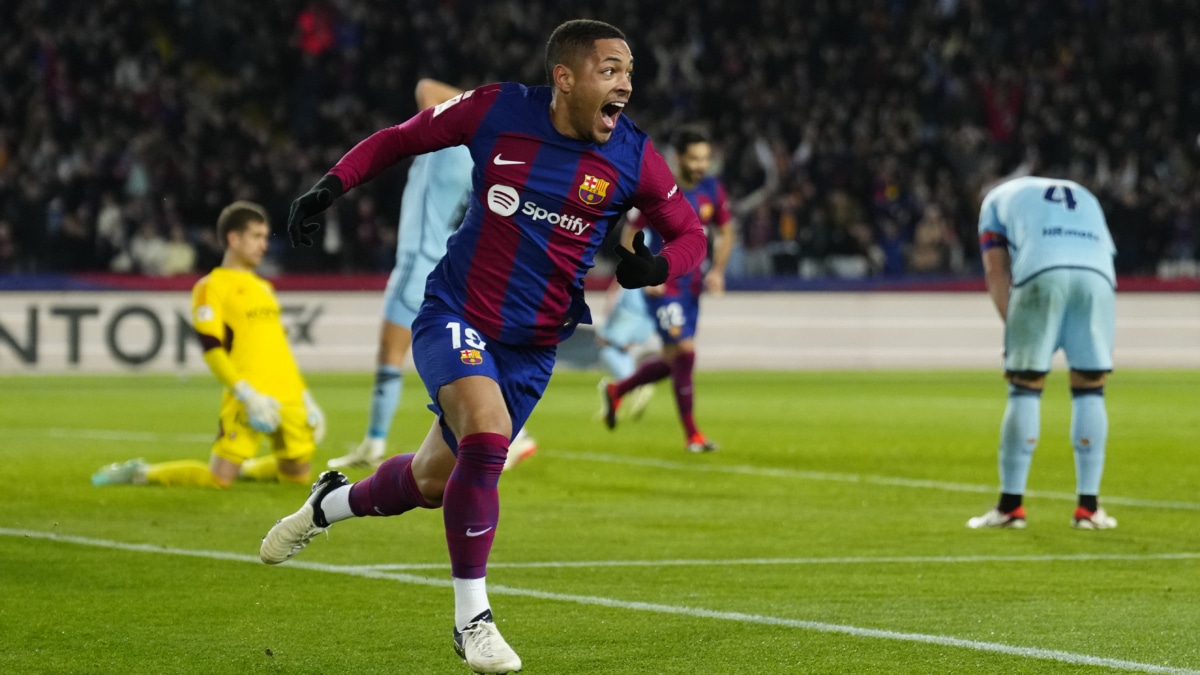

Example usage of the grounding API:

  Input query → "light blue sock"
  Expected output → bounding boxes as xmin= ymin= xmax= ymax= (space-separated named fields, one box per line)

xmin=1071 ymin=387 xmax=1108 ymax=496
xmin=367 ymin=365 xmax=403 ymax=439
xmin=999 ymin=383 xmax=1042 ymax=495
xmin=599 ymin=345 xmax=636 ymax=380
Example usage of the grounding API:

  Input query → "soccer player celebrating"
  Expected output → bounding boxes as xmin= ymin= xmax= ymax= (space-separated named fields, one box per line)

xmin=260 ymin=19 xmax=706 ymax=674
xmin=92 ymin=201 xmax=325 ymax=488
xmin=600 ymin=126 xmax=734 ymax=453
xmin=968 ymin=176 xmax=1118 ymax=531
xmin=327 ymin=78 xmax=537 ymax=473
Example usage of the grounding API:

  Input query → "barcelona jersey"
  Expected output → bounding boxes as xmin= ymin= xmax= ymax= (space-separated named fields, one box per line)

xmin=327 ymin=82 xmax=707 ymax=346
xmin=636 ymin=175 xmax=733 ymax=297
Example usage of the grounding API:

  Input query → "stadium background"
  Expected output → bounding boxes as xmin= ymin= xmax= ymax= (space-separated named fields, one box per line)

xmin=2 ymin=0 xmax=1199 ymax=285
xmin=4 ymin=4 xmax=1200 ymax=674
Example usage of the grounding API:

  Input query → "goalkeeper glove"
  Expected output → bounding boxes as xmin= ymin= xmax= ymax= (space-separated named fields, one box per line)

xmin=614 ymin=231 xmax=670 ymax=289
xmin=302 ymin=390 xmax=327 ymax=444
xmin=233 ymin=381 xmax=281 ymax=433
xmin=287 ymin=174 xmax=344 ymax=247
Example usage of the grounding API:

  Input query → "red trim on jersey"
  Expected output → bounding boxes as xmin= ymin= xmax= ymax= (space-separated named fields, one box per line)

xmin=979 ymin=231 xmax=1008 ymax=252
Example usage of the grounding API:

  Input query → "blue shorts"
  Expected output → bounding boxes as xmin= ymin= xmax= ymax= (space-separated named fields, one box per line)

xmin=1004 ymin=268 xmax=1115 ymax=373
xmin=411 ymin=298 xmax=556 ymax=451
xmin=597 ymin=289 xmax=654 ymax=348
xmin=644 ymin=292 xmax=700 ymax=344
xmin=382 ymin=251 xmax=439 ymax=328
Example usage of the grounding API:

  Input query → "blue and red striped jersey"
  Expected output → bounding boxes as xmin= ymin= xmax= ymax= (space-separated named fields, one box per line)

xmin=327 ymin=82 xmax=706 ymax=345
xmin=634 ymin=174 xmax=732 ymax=296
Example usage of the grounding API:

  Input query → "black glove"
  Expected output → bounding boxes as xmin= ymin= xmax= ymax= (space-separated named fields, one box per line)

xmin=287 ymin=174 xmax=344 ymax=247
xmin=614 ymin=231 xmax=670 ymax=289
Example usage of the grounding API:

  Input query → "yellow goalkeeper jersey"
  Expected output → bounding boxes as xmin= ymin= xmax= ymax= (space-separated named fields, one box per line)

xmin=191 ymin=267 xmax=306 ymax=404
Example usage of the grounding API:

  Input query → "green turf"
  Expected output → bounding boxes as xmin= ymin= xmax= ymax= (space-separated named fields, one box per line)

xmin=1 ymin=370 xmax=1198 ymax=674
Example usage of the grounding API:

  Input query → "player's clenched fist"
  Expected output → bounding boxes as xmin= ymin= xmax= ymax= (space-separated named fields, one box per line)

xmin=287 ymin=175 xmax=344 ymax=247
xmin=614 ymin=231 xmax=670 ymax=289
xmin=233 ymin=380 xmax=281 ymax=433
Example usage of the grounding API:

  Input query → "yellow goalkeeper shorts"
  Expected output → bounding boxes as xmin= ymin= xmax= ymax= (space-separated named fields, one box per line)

xmin=211 ymin=395 xmax=315 ymax=464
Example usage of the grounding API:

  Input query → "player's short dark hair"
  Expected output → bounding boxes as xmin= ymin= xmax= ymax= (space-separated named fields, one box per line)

xmin=216 ymin=200 xmax=268 ymax=247
xmin=544 ymin=19 xmax=626 ymax=82
xmin=672 ymin=126 xmax=710 ymax=155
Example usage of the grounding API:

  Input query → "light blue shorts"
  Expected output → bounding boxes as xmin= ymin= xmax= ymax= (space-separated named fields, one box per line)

xmin=597 ymin=288 xmax=654 ymax=348
xmin=1004 ymin=268 xmax=1115 ymax=373
xmin=382 ymin=250 xmax=439 ymax=329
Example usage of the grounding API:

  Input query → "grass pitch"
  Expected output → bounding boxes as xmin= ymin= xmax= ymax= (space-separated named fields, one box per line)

xmin=1 ymin=369 xmax=1198 ymax=674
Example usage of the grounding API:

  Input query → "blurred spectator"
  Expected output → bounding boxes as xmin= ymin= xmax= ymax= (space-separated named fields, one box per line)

xmin=162 ymin=224 xmax=197 ymax=275
xmin=128 ymin=221 xmax=168 ymax=276
xmin=0 ymin=219 xmax=19 ymax=273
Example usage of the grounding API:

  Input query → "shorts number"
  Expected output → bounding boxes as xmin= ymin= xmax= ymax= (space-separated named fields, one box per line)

xmin=656 ymin=303 xmax=684 ymax=331
xmin=445 ymin=322 xmax=487 ymax=350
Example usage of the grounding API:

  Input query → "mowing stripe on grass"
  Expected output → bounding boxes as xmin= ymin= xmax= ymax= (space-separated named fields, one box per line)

xmin=355 ymin=551 xmax=1200 ymax=571
xmin=2 ymin=527 xmax=1197 ymax=675
xmin=6 ymin=428 xmax=1197 ymax=511
xmin=545 ymin=450 xmax=1200 ymax=511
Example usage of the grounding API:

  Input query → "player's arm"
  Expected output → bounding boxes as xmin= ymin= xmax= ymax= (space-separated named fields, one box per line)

xmin=191 ymin=279 xmax=280 ymax=432
xmin=705 ymin=183 xmax=736 ymax=296
xmin=415 ymin=78 xmax=464 ymax=111
xmin=981 ymin=234 xmax=1012 ymax=321
xmin=618 ymin=141 xmax=706 ymax=288
xmin=977 ymin=192 xmax=1011 ymax=321
xmin=288 ymin=83 xmax=500 ymax=247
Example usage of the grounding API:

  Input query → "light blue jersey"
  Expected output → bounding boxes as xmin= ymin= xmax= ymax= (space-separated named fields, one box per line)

xmin=978 ymin=176 xmax=1116 ymax=287
xmin=383 ymin=146 xmax=473 ymax=328
xmin=979 ymin=176 xmax=1117 ymax=373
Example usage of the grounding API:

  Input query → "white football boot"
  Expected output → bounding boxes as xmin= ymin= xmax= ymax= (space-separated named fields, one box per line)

xmin=1072 ymin=506 xmax=1117 ymax=530
xmin=967 ymin=506 xmax=1027 ymax=529
xmin=327 ymin=437 xmax=386 ymax=470
xmin=453 ymin=610 xmax=522 ymax=674
xmin=260 ymin=470 xmax=349 ymax=564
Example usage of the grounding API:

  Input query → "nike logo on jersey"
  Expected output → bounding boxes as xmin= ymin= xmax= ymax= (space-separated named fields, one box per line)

xmin=465 ymin=527 xmax=493 ymax=537
xmin=493 ymin=155 xmax=525 ymax=166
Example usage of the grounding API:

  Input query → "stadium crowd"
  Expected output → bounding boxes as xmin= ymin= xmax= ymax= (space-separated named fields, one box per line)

xmin=1 ymin=0 xmax=1198 ymax=279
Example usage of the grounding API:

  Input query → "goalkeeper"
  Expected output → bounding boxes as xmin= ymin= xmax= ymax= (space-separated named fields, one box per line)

xmin=92 ymin=201 xmax=325 ymax=488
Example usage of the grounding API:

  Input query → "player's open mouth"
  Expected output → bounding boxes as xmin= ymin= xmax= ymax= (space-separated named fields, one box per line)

xmin=600 ymin=101 xmax=625 ymax=130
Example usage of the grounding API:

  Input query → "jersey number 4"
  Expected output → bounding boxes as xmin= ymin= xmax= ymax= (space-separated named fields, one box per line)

xmin=1042 ymin=185 xmax=1077 ymax=211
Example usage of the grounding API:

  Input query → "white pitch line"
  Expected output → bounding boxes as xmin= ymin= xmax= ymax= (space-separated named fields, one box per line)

xmin=544 ymin=450 xmax=1200 ymax=511
xmin=1 ymin=527 xmax=1196 ymax=675
xmin=354 ymin=551 xmax=1200 ymax=571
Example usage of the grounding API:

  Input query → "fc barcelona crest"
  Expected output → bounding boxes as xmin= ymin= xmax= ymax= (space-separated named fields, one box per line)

xmin=460 ymin=349 xmax=484 ymax=365
xmin=578 ymin=174 xmax=610 ymax=205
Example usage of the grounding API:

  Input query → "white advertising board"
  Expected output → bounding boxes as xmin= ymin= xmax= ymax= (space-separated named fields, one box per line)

xmin=0 ymin=291 xmax=1196 ymax=374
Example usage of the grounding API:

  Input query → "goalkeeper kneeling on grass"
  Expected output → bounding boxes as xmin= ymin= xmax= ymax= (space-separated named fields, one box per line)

xmin=92 ymin=201 xmax=325 ymax=488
